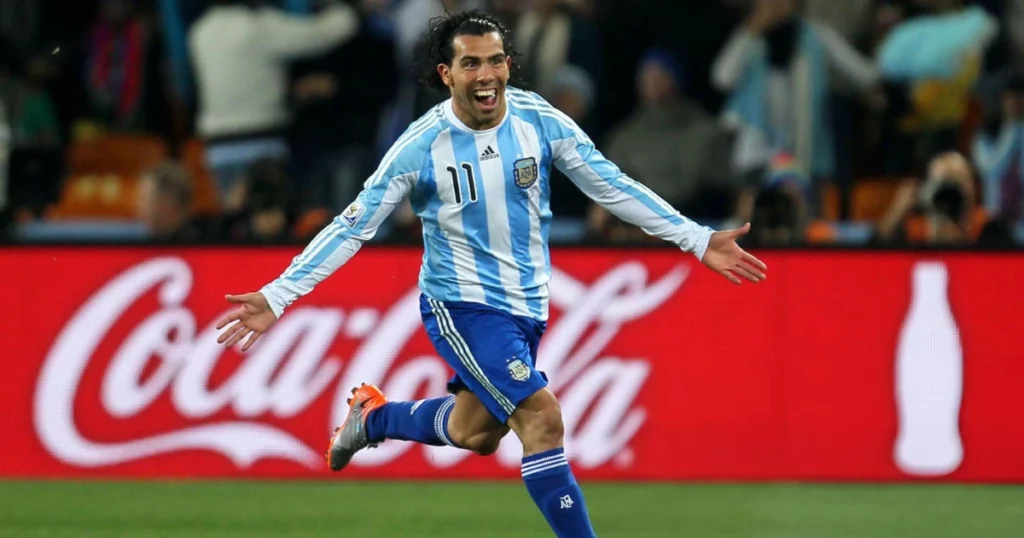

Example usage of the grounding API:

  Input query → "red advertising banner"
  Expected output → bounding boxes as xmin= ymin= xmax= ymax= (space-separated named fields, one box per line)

xmin=1 ymin=247 xmax=1022 ymax=481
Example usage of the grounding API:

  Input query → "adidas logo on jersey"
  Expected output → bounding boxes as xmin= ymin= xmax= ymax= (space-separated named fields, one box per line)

xmin=480 ymin=146 xmax=500 ymax=161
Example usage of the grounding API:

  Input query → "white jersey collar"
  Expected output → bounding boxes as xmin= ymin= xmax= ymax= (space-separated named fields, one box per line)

xmin=443 ymin=97 xmax=510 ymax=134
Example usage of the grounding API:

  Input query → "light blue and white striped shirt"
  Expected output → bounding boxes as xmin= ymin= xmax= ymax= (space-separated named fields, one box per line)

xmin=261 ymin=88 xmax=714 ymax=321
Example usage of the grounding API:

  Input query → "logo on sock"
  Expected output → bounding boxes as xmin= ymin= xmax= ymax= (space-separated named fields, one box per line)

xmin=559 ymin=495 xmax=574 ymax=509
xmin=410 ymin=400 xmax=425 ymax=415
xmin=507 ymin=358 xmax=531 ymax=381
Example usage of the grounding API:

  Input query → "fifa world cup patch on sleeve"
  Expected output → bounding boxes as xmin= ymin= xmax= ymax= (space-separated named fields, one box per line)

xmin=513 ymin=157 xmax=538 ymax=189
xmin=507 ymin=358 xmax=531 ymax=381
xmin=341 ymin=201 xmax=366 ymax=227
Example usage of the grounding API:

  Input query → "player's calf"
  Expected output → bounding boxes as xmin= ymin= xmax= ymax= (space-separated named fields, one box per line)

xmin=328 ymin=384 xmax=463 ymax=472
xmin=509 ymin=389 xmax=597 ymax=538
xmin=509 ymin=394 xmax=564 ymax=456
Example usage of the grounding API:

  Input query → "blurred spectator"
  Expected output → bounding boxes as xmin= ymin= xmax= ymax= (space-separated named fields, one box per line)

xmin=588 ymin=0 xmax=739 ymax=140
xmin=973 ymin=73 xmax=1024 ymax=227
xmin=79 ymin=0 xmax=175 ymax=139
xmin=394 ymin=0 xmax=487 ymax=71
xmin=514 ymin=0 xmax=600 ymax=99
xmin=748 ymin=185 xmax=801 ymax=246
xmin=1011 ymin=0 xmax=1024 ymax=74
xmin=289 ymin=1 xmax=400 ymax=214
xmin=0 ymin=52 xmax=64 ymax=218
xmin=975 ymin=216 xmax=1018 ymax=246
xmin=189 ymin=0 xmax=360 ymax=210
xmin=803 ymin=0 xmax=875 ymax=46
xmin=383 ymin=0 xmax=487 ymax=150
xmin=1 ymin=56 xmax=61 ymax=150
xmin=874 ymin=152 xmax=987 ymax=244
xmin=803 ymin=0 xmax=876 ymax=193
xmin=589 ymin=49 xmax=739 ymax=241
xmin=549 ymin=64 xmax=595 ymax=132
xmin=137 ymin=160 xmax=198 ymax=241
xmin=712 ymin=0 xmax=880 ymax=185
xmin=0 ymin=0 xmax=42 ymax=69
xmin=742 ymin=153 xmax=815 ymax=246
xmin=223 ymin=158 xmax=295 ymax=243
xmin=875 ymin=0 xmax=998 ymax=175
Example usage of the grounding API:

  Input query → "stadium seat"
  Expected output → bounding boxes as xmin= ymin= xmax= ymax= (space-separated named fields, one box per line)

xmin=293 ymin=208 xmax=332 ymax=240
xmin=181 ymin=139 xmax=220 ymax=216
xmin=49 ymin=136 xmax=169 ymax=220
xmin=46 ymin=173 xmax=142 ymax=220
xmin=820 ymin=183 xmax=841 ymax=221
xmin=68 ymin=135 xmax=168 ymax=176
xmin=850 ymin=178 xmax=904 ymax=222
xmin=805 ymin=219 xmax=838 ymax=244
xmin=904 ymin=207 xmax=991 ymax=243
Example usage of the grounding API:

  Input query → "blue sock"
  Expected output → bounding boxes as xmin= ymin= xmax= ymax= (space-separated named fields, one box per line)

xmin=364 ymin=396 xmax=458 ymax=447
xmin=521 ymin=448 xmax=596 ymax=537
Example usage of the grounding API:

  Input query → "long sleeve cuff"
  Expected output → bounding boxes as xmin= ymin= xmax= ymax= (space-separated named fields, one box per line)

xmin=689 ymin=228 xmax=715 ymax=261
xmin=260 ymin=282 xmax=292 ymax=319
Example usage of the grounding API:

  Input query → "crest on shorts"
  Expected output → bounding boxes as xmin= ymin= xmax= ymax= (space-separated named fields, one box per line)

xmin=341 ymin=200 xmax=366 ymax=227
xmin=513 ymin=157 xmax=538 ymax=189
xmin=507 ymin=358 xmax=531 ymax=382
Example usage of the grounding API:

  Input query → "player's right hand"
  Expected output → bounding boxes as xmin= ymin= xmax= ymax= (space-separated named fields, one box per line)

xmin=216 ymin=292 xmax=277 ymax=352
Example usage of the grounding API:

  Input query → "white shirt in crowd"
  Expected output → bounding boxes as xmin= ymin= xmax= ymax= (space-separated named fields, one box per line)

xmin=189 ymin=3 xmax=359 ymax=139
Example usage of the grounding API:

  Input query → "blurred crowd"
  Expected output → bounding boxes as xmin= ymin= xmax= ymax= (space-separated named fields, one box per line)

xmin=1 ymin=0 xmax=1022 ymax=247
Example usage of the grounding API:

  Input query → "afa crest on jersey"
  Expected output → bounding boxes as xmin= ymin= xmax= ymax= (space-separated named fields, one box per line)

xmin=507 ymin=358 xmax=531 ymax=381
xmin=513 ymin=157 xmax=538 ymax=189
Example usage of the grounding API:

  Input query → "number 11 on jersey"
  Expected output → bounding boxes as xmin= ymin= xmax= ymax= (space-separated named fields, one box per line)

xmin=446 ymin=163 xmax=478 ymax=205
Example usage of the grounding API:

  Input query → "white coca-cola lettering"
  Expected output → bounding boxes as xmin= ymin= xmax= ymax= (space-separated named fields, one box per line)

xmin=35 ymin=258 xmax=319 ymax=468
xmin=34 ymin=256 xmax=688 ymax=470
xmin=102 ymin=309 xmax=193 ymax=417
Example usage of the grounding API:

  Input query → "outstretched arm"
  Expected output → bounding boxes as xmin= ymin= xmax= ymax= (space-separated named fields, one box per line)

xmin=216 ymin=169 xmax=417 ymax=350
xmin=545 ymin=106 xmax=767 ymax=284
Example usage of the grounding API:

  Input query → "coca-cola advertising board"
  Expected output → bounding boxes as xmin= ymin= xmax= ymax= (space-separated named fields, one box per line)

xmin=1 ymin=247 xmax=1022 ymax=482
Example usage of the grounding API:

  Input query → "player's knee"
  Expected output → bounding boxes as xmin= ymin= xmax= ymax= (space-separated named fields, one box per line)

xmin=518 ymin=402 xmax=564 ymax=451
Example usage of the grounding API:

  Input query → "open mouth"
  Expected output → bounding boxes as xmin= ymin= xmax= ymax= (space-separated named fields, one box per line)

xmin=473 ymin=88 xmax=499 ymax=111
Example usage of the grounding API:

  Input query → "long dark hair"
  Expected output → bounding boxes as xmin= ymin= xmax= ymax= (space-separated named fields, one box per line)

xmin=414 ymin=9 xmax=526 ymax=93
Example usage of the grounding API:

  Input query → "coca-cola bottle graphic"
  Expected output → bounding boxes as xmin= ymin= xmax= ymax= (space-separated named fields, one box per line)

xmin=894 ymin=261 xmax=964 ymax=476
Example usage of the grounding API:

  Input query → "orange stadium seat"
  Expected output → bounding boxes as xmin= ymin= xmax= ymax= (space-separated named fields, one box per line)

xmin=49 ymin=136 xmax=169 ymax=220
xmin=850 ymin=178 xmax=904 ymax=222
xmin=804 ymin=219 xmax=838 ymax=244
xmin=47 ymin=173 xmax=143 ymax=220
xmin=293 ymin=208 xmax=332 ymax=240
xmin=820 ymin=183 xmax=841 ymax=221
xmin=181 ymin=139 xmax=220 ymax=216
xmin=68 ymin=135 xmax=168 ymax=176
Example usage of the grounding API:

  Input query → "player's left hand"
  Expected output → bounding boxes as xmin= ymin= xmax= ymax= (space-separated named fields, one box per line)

xmin=701 ymin=222 xmax=767 ymax=285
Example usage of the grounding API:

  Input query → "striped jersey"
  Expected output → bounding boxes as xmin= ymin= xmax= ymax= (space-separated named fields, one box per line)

xmin=261 ymin=88 xmax=714 ymax=321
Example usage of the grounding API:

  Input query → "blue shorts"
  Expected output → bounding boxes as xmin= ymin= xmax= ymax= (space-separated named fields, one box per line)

xmin=420 ymin=295 xmax=548 ymax=424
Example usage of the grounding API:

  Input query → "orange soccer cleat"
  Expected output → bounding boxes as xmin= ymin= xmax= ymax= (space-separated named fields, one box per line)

xmin=325 ymin=383 xmax=389 ymax=472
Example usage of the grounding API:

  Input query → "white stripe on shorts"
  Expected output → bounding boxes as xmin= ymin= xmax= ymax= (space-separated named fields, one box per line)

xmin=428 ymin=298 xmax=515 ymax=415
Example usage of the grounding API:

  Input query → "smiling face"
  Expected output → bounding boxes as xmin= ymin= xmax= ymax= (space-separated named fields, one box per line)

xmin=438 ymin=32 xmax=512 ymax=130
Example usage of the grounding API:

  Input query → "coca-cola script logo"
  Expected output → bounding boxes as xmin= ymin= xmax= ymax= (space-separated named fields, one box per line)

xmin=34 ymin=257 xmax=688 ymax=471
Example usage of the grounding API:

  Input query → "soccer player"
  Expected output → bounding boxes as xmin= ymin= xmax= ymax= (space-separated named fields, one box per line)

xmin=216 ymin=10 xmax=767 ymax=537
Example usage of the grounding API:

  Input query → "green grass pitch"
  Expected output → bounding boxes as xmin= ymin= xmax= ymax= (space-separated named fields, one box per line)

xmin=1 ymin=481 xmax=1022 ymax=537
